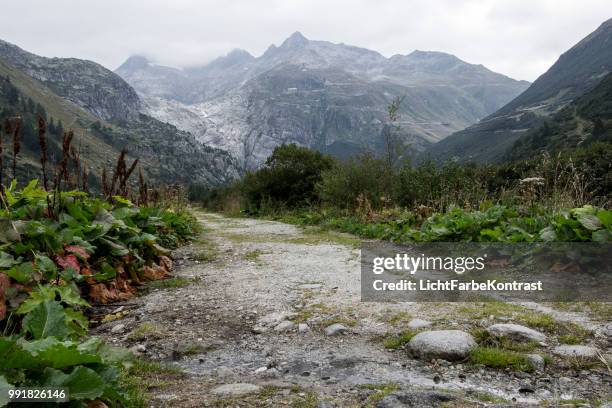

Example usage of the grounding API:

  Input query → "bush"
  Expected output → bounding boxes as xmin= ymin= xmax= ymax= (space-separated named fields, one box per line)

xmin=318 ymin=153 xmax=391 ymax=210
xmin=241 ymin=144 xmax=334 ymax=213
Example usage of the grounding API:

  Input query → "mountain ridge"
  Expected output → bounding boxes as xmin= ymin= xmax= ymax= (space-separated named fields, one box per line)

xmin=0 ymin=39 xmax=240 ymax=187
xmin=116 ymin=32 xmax=530 ymax=168
xmin=425 ymin=17 xmax=612 ymax=163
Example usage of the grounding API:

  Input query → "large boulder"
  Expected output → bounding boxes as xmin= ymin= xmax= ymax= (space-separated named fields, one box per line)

xmin=486 ymin=323 xmax=546 ymax=343
xmin=408 ymin=330 xmax=476 ymax=361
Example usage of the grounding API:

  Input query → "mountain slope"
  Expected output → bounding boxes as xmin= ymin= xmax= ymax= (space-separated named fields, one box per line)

xmin=0 ymin=42 xmax=239 ymax=187
xmin=117 ymin=32 xmax=529 ymax=168
xmin=426 ymin=18 xmax=612 ymax=163
xmin=508 ymin=71 xmax=612 ymax=159
xmin=0 ymin=40 xmax=141 ymax=122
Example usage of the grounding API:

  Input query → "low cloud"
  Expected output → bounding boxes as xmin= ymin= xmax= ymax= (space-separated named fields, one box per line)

xmin=1 ymin=0 xmax=610 ymax=81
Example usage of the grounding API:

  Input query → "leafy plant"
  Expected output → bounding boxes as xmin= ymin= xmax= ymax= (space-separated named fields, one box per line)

xmin=0 ymin=179 xmax=199 ymax=406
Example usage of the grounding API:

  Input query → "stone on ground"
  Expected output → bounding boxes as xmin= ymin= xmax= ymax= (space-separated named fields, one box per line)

xmin=274 ymin=320 xmax=296 ymax=332
xmin=552 ymin=345 xmax=599 ymax=359
xmin=211 ymin=383 xmax=261 ymax=396
xmin=486 ymin=323 xmax=546 ymax=343
xmin=376 ymin=390 xmax=455 ymax=408
xmin=408 ymin=330 xmax=476 ymax=361
xmin=526 ymin=354 xmax=545 ymax=370
xmin=407 ymin=319 xmax=431 ymax=329
xmin=325 ymin=323 xmax=348 ymax=336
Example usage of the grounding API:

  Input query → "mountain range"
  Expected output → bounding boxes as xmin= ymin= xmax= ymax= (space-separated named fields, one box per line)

xmin=0 ymin=40 xmax=239 ymax=187
xmin=116 ymin=32 xmax=530 ymax=169
xmin=426 ymin=17 xmax=612 ymax=163
xmin=2 ymin=17 xmax=611 ymax=187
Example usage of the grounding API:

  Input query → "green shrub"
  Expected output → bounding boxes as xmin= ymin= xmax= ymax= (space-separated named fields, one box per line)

xmin=318 ymin=153 xmax=391 ymax=210
xmin=241 ymin=144 xmax=334 ymax=213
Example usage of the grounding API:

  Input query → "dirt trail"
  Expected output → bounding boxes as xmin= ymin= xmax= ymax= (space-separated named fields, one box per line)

xmin=95 ymin=212 xmax=611 ymax=407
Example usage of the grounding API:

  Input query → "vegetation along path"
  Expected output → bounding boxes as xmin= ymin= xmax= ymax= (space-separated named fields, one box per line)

xmin=95 ymin=211 xmax=611 ymax=407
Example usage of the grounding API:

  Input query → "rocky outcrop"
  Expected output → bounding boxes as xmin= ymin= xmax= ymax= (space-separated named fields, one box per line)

xmin=0 ymin=39 xmax=142 ymax=122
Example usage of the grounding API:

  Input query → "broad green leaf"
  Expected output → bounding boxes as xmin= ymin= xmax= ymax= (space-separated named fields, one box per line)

xmin=0 ymin=251 xmax=19 ymax=269
xmin=576 ymin=213 xmax=602 ymax=231
xmin=65 ymin=307 xmax=89 ymax=336
xmin=42 ymin=366 xmax=105 ymax=400
xmin=597 ymin=209 xmax=612 ymax=229
xmin=92 ymin=262 xmax=117 ymax=281
xmin=16 ymin=285 xmax=58 ymax=314
xmin=19 ymin=337 xmax=101 ymax=368
xmin=55 ymin=285 xmax=90 ymax=308
xmin=99 ymin=238 xmax=129 ymax=257
xmin=35 ymin=254 xmax=58 ymax=279
xmin=592 ymin=229 xmax=611 ymax=242
xmin=71 ymin=236 xmax=96 ymax=253
xmin=539 ymin=226 xmax=557 ymax=242
xmin=0 ymin=219 xmax=20 ymax=243
xmin=22 ymin=300 xmax=71 ymax=339
xmin=0 ymin=337 xmax=39 ymax=370
xmin=6 ymin=262 xmax=35 ymax=284
xmin=0 ymin=375 xmax=14 ymax=407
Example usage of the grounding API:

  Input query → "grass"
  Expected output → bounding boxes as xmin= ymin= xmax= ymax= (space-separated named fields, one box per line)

xmin=457 ymin=302 xmax=592 ymax=342
xmin=584 ymin=302 xmax=612 ymax=321
xmin=469 ymin=328 xmax=539 ymax=352
xmin=470 ymin=347 xmax=533 ymax=372
xmin=180 ymin=343 xmax=216 ymax=356
xmin=120 ymin=359 xmax=185 ymax=407
xmin=290 ymin=302 xmax=334 ymax=324
xmin=559 ymin=333 xmax=586 ymax=345
xmin=359 ymin=383 xmax=400 ymax=406
xmin=299 ymin=226 xmax=361 ymax=247
xmin=467 ymin=391 xmax=508 ymax=404
xmin=291 ymin=392 xmax=319 ymax=408
xmin=128 ymin=323 xmax=164 ymax=341
xmin=380 ymin=310 xmax=412 ymax=326
xmin=540 ymin=399 xmax=601 ymax=408
xmin=456 ymin=302 xmax=528 ymax=320
xmin=244 ymin=249 xmax=264 ymax=262
xmin=382 ymin=330 xmax=417 ymax=350
xmin=565 ymin=356 xmax=601 ymax=370
xmin=194 ymin=249 xmax=218 ymax=262
xmin=146 ymin=276 xmax=192 ymax=289
xmin=319 ymin=316 xmax=358 ymax=328
xmin=258 ymin=385 xmax=280 ymax=399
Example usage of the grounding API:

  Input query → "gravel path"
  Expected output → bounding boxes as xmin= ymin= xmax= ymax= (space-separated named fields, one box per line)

xmin=95 ymin=211 xmax=612 ymax=407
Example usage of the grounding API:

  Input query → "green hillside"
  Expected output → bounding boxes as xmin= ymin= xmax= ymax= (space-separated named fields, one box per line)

xmin=0 ymin=59 xmax=238 ymax=188
xmin=0 ymin=60 xmax=120 ymax=185
xmin=509 ymin=71 xmax=612 ymax=159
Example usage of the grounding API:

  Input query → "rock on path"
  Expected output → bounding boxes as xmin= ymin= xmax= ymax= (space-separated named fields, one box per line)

xmin=553 ymin=345 xmax=600 ymax=359
xmin=408 ymin=330 xmax=476 ymax=361
xmin=487 ymin=323 xmax=546 ymax=343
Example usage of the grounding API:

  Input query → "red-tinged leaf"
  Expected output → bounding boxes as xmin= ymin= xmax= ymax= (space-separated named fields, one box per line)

xmin=56 ymin=254 xmax=81 ymax=273
xmin=0 ymin=272 xmax=9 ymax=320
xmin=65 ymin=245 xmax=90 ymax=261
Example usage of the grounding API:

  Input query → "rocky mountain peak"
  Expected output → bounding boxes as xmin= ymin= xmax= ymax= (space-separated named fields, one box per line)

xmin=207 ymin=48 xmax=254 ymax=69
xmin=280 ymin=31 xmax=309 ymax=49
xmin=116 ymin=55 xmax=151 ymax=72
xmin=0 ymin=38 xmax=142 ymax=123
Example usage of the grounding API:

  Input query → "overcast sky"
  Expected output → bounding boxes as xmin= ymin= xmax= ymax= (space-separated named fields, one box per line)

xmin=1 ymin=0 xmax=610 ymax=81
